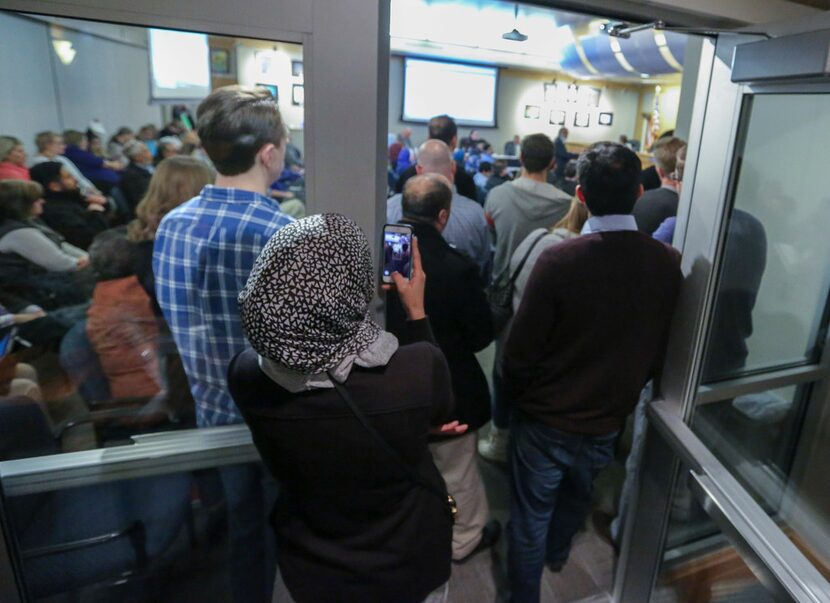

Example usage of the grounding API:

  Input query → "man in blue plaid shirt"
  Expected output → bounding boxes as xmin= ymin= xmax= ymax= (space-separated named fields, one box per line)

xmin=154 ymin=86 xmax=293 ymax=603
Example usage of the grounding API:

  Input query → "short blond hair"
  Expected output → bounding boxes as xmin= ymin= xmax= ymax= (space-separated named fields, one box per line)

xmin=652 ymin=136 xmax=686 ymax=174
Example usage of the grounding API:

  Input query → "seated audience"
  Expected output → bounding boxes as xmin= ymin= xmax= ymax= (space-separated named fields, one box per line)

xmin=0 ymin=137 xmax=30 ymax=181
xmin=475 ymin=161 xmax=493 ymax=190
xmin=31 ymin=131 xmax=107 ymax=204
xmin=136 ymin=124 xmax=159 ymax=156
xmin=480 ymin=133 xmax=571 ymax=462
xmin=0 ymin=179 xmax=89 ymax=272
xmin=386 ymin=175 xmax=500 ymax=564
xmin=504 ymin=134 xmax=521 ymax=157
xmin=229 ymin=213 xmax=458 ymax=603
xmin=0 ymin=180 xmax=93 ymax=311
xmin=155 ymin=136 xmax=183 ymax=165
xmin=119 ymin=141 xmax=155 ymax=212
xmin=395 ymin=115 xmax=478 ymax=201
xmin=63 ymin=130 xmax=121 ymax=194
xmin=107 ymin=127 xmax=134 ymax=167
xmin=86 ymin=231 xmax=161 ymax=399
xmin=632 ymin=136 xmax=686 ymax=235
xmin=30 ymin=161 xmax=109 ymax=250
xmin=503 ymin=143 xmax=682 ymax=602
xmin=127 ymin=156 xmax=214 ymax=313
xmin=388 ymin=139 xmax=491 ymax=277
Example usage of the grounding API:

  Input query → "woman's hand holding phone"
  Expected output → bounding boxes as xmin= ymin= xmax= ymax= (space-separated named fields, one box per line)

xmin=383 ymin=236 xmax=426 ymax=321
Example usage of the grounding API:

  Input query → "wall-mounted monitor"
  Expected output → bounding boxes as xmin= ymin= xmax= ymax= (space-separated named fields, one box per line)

xmin=402 ymin=58 xmax=498 ymax=128
xmin=148 ymin=29 xmax=211 ymax=102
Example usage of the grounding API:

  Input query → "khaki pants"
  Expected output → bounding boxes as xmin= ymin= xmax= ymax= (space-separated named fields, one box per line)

xmin=429 ymin=430 xmax=490 ymax=560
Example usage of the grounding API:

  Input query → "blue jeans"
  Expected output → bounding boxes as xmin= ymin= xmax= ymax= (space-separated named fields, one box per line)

xmin=507 ymin=414 xmax=618 ymax=603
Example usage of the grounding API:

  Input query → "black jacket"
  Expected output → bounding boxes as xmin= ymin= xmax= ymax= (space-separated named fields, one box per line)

xmin=119 ymin=163 xmax=153 ymax=212
xmin=395 ymin=164 xmax=478 ymax=201
xmin=386 ymin=222 xmax=493 ymax=432
xmin=632 ymin=187 xmax=679 ymax=236
xmin=228 ymin=318 xmax=453 ymax=603
xmin=41 ymin=190 xmax=109 ymax=250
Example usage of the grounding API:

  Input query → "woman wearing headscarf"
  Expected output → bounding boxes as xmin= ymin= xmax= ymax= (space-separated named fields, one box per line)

xmin=228 ymin=214 xmax=462 ymax=603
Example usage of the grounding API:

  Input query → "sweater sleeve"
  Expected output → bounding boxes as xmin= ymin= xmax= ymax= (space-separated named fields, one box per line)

xmin=60 ymin=241 xmax=88 ymax=259
xmin=0 ymin=229 xmax=80 ymax=271
xmin=503 ymin=254 xmax=558 ymax=403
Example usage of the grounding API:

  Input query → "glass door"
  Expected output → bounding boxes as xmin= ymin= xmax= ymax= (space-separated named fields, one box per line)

xmin=616 ymin=31 xmax=830 ymax=603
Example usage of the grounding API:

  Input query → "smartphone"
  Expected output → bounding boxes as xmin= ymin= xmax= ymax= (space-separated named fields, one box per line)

xmin=381 ymin=223 xmax=414 ymax=284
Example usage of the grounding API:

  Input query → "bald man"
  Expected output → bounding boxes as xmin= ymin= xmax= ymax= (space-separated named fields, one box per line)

xmin=387 ymin=139 xmax=491 ymax=278
xmin=387 ymin=174 xmax=500 ymax=563
xmin=394 ymin=115 xmax=479 ymax=201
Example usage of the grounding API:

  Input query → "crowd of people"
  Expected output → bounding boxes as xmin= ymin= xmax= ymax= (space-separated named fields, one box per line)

xmin=1 ymin=83 xmax=690 ymax=603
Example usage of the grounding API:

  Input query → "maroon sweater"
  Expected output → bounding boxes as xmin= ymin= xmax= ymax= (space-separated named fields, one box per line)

xmin=504 ymin=230 xmax=682 ymax=435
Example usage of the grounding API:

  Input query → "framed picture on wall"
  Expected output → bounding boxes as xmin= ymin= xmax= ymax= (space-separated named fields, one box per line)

xmin=573 ymin=112 xmax=590 ymax=128
xmin=292 ymin=83 xmax=305 ymax=106
xmin=256 ymin=83 xmax=279 ymax=101
xmin=549 ymin=109 xmax=566 ymax=126
xmin=210 ymin=48 xmax=232 ymax=75
xmin=292 ymin=60 xmax=304 ymax=77
xmin=524 ymin=105 xmax=541 ymax=119
xmin=598 ymin=112 xmax=614 ymax=126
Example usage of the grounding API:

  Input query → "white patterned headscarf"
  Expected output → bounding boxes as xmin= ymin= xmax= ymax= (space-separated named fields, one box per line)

xmin=239 ymin=213 xmax=398 ymax=391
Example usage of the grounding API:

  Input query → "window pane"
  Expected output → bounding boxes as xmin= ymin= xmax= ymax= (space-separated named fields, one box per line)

xmin=701 ymin=94 xmax=830 ymax=383
xmin=692 ymin=383 xmax=830 ymax=576
xmin=654 ymin=478 xmax=777 ymax=603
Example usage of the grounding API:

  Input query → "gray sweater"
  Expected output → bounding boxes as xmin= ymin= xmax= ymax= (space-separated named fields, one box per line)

xmin=484 ymin=177 xmax=571 ymax=291
xmin=0 ymin=227 xmax=86 ymax=271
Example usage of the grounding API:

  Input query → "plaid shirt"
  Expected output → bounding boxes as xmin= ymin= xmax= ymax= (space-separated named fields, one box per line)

xmin=153 ymin=185 xmax=294 ymax=427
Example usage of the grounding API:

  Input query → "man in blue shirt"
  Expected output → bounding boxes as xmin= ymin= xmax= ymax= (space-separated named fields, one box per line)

xmin=154 ymin=86 xmax=293 ymax=603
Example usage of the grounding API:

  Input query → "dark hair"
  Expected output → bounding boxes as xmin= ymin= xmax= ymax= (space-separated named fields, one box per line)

xmin=402 ymin=174 xmax=452 ymax=222
xmin=30 ymin=162 xmax=64 ymax=188
xmin=427 ymin=115 xmax=457 ymax=146
xmin=564 ymin=159 xmax=578 ymax=179
xmin=577 ymin=143 xmax=642 ymax=216
xmin=109 ymin=127 xmax=133 ymax=145
xmin=197 ymin=86 xmax=286 ymax=176
xmin=479 ymin=161 xmax=493 ymax=173
xmin=520 ymin=133 xmax=555 ymax=173
xmin=89 ymin=230 xmax=137 ymax=281
xmin=0 ymin=180 xmax=43 ymax=222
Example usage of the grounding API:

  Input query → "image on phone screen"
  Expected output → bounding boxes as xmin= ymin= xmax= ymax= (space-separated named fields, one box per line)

xmin=382 ymin=229 xmax=413 ymax=283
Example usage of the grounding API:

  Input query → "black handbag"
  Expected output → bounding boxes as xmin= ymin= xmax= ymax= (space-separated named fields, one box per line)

xmin=329 ymin=377 xmax=457 ymax=524
xmin=488 ymin=230 xmax=547 ymax=335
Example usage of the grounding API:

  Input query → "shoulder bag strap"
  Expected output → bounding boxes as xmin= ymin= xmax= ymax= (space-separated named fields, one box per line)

xmin=506 ymin=230 xmax=549 ymax=289
xmin=329 ymin=378 xmax=451 ymax=504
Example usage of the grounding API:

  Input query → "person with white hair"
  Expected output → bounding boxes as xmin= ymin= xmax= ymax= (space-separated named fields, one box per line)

xmin=119 ymin=140 xmax=155 ymax=213
xmin=154 ymin=135 xmax=183 ymax=166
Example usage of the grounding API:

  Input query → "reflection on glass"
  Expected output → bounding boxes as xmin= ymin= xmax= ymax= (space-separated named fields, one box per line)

xmin=702 ymin=94 xmax=830 ymax=382
xmin=655 ymin=479 xmax=777 ymax=603
xmin=4 ymin=465 xmax=273 ymax=602
xmin=692 ymin=383 xmax=830 ymax=578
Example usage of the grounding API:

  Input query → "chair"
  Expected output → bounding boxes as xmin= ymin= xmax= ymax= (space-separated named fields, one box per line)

xmin=58 ymin=319 xmax=194 ymax=446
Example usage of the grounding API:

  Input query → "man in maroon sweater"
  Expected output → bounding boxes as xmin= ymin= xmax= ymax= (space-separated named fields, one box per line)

xmin=503 ymin=143 xmax=682 ymax=603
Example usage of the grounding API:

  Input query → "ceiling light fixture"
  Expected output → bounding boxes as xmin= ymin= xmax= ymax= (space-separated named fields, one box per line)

xmin=502 ymin=3 xmax=528 ymax=42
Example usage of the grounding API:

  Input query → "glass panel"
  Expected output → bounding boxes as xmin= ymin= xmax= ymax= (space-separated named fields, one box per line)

xmin=654 ymin=478 xmax=777 ymax=603
xmin=701 ymin=94 xmax=830 ymax=383
xmin=2 ymin=463 xmax=276 ymax=602
xmin=0 ymin=12 xmax=304 ymax=460
xmin=691 ymin=93 xmax=830 ymax=582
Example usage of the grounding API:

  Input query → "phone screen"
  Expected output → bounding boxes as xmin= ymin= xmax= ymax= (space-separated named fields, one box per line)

xmin=382 ymin=226 xmax=413 ymax=283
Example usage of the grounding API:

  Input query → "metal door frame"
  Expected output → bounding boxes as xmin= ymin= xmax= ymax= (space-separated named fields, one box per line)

xmin=614 ymin=29 xmax=830 ymax=603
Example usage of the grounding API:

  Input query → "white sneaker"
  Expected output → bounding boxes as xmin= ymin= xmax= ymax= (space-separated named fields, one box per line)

xmin=478 ymin=426 xmax=508 ymax=462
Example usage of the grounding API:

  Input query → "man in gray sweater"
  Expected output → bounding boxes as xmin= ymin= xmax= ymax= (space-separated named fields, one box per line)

xmin=480 ymin=133 xmax=571 ymax=462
